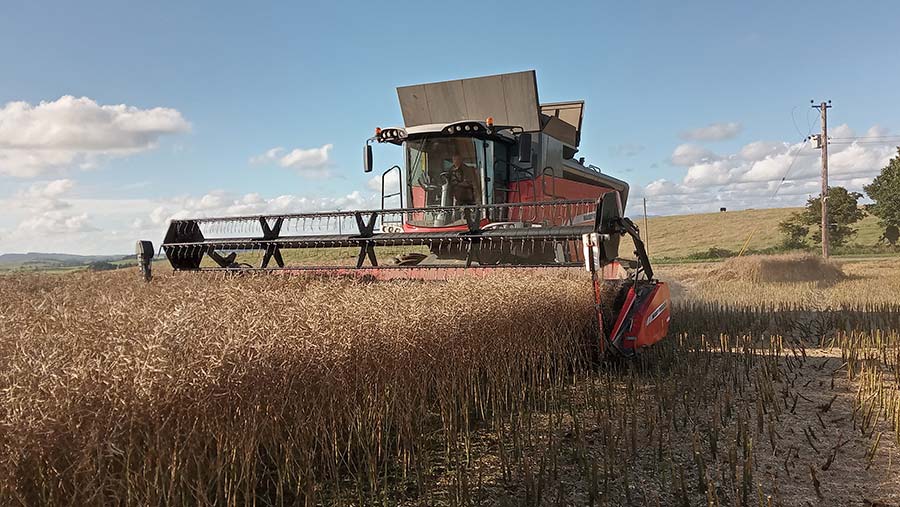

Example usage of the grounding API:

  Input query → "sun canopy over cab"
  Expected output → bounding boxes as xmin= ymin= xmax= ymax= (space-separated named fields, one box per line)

xmin=396 ymin=70 xmax=585 ymax=149
xmin=397 ymin=70 xmax=543 ymax=133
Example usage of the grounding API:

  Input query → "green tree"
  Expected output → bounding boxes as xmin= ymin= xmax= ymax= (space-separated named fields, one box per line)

xmin=864 ymin=147 xmax=900 ymax=230
xmin=778 ymin=186 xmax=865 ymax=249
xmin=777 ymin=220 xmax=808 ymax=249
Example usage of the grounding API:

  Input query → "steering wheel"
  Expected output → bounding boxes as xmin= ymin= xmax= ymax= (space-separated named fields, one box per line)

xmin=418 ymin=171 xmax=451 ymax=191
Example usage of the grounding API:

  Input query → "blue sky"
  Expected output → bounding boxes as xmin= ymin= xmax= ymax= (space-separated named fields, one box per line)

xmin=2 ymin=1 xmax=899 ymax=254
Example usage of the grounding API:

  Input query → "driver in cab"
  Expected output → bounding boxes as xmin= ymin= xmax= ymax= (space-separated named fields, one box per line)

xmin=448 ymin=154 xmax=480 ymax=205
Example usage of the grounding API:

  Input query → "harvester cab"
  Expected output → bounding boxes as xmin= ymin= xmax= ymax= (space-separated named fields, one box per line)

xmin=362 ymin=71 xmax=634 ymax=267
xmin=139 ymin=70 xmax=671 ymax=357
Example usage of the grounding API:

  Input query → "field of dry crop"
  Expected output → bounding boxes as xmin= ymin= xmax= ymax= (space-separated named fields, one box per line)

xmin=1 ymin=257 xmax=899 ymax=506
xmin=0 ymin=270 xmax=594 ymax=505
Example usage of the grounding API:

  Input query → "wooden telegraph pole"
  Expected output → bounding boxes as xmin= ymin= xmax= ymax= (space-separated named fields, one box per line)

xmin=812 ymin=100 xmax=832 ymax=259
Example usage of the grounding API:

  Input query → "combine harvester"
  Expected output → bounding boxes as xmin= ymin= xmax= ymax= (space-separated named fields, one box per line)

xmin=136 ymin=71 xmax=670 ymax=357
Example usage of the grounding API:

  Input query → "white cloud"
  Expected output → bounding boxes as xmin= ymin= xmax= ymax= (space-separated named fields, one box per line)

xmin=679 ymin=122 xmax=742 ymax=141
xmin=739 ymin=141 xmax=787 ymax=161
xmin=147 ymin=189 xmax=377 ymax=227
xmin=0 ymin=185 xmax=382 ymax=255
xmin=0 ymin=96 xmax=190 ymax=178
xmin=17 ymin=212 xmax=96 ymax=234
xmin=633 ymin=124 xmax=897 ymax=216
xmin=367 ymin=170 xmax=400 ymax=192
xmin=644 ymin=179 xmax=688 ymax=197
xmin=670 ymin=143 xmax=719 ymax=166
xmin=683 ymin=159 xmax=738 ymax=186
xmin=4 ymin=179 xmax=99 ymax=244
xmin=27 ymin=178 xmax=75 ymax=198
xmin=865 ymin=125 xmax=890 ymax=138
xmin=250 ymin=147 xmax=286 ymax=165
xmin=14 ymin=179 xmax=77 ymax=212
xmin=251 ymin=144 xmax=333 ymax=175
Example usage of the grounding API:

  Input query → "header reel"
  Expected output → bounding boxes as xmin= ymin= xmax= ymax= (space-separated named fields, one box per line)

xmin=149 ymin=199 xmax=610 ymax=273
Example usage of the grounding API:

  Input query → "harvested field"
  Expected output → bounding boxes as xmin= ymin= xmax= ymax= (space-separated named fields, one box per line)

xmin=1 ymin=257 xmax=899 ymax=505
xmin=708 ymin=253 xmax=846 ymax=283
xmin=661 ymin=257 xmax=900 ymax=307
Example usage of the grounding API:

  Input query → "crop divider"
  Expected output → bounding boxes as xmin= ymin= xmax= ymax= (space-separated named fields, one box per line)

xmin=354 ymin=212 xmax=379 ymax=268
xmin=260 ymin=218 xmax=285 ymax=268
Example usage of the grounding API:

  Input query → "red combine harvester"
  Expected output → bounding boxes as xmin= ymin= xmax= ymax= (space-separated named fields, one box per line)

xmin=137 ymin=71 xmax=670 ymax=357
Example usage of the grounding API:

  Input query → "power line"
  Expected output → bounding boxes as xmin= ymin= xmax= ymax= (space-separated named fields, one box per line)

xmin=828 ymin=140 xmax=900 ymax=145
xmin=829 ymin=135 xmax=900 ymax=140
xmin=791 ymin=105 xmax=806 ymax=139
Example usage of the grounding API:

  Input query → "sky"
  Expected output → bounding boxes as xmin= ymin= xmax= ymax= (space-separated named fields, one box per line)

xmin=2 ymin=0 xmax=900 ymax=255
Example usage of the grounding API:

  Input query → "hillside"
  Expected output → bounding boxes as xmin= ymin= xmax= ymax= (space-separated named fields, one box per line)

xmin=2 ymin=208 xmax=892 ymax=273
xmin=0 ymin=252 xmax=130 ymax=272
xmin=621 ymin=207 xmax=886 ymax=261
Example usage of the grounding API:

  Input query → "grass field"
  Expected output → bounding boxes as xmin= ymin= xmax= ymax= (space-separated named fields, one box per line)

xmin=1 ymin=206 xmax=892 ymax=275
xmin=2 ymin=257 xmax=899 ymax=505
xmin=621 ymin=207 xmax=887 ymax=260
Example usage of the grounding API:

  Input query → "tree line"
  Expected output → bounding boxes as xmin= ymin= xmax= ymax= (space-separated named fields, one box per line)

xmin=779 ymin=147 xmax=900 ymax=249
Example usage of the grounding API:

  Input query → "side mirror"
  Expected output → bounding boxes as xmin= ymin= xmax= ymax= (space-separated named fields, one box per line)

xmin=364 ymin=144 xmax=374 ymax=173
xmin=517 ymin=133 xmax=532 ymax=164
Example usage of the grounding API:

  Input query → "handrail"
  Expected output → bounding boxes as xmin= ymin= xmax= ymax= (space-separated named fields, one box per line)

xmin=381 ymin=165 xmax=403 ymax=211
xmin=541 ymin=166 xmax=558 ymax=200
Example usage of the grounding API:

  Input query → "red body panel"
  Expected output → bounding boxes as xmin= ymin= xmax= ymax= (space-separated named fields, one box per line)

xmin=407 ymin=176 xmax=615 ymax=230
xmin=509 ymin=176 xmax=614 ymax=204
xmin=619 ymin=283 xmax=671 ymax=351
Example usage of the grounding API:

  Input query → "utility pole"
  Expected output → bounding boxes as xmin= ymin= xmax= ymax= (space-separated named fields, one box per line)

xmin=812 ymin=100 xmax=832 ymax=259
